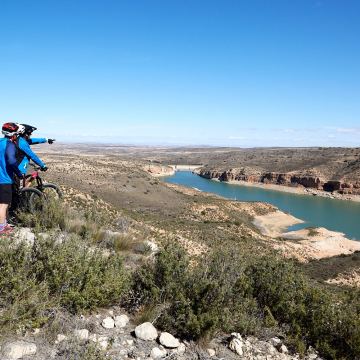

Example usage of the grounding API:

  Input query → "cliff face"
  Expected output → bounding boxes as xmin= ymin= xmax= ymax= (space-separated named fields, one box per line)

xmin=198 ymin=168 xmax=360 ymax=195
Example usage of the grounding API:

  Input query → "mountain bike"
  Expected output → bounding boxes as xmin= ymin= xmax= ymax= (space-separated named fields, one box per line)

xmin=25 ymin=163 xmax=62 ymax=200
xmin=11 ymin=164 xmax=62 ymax=214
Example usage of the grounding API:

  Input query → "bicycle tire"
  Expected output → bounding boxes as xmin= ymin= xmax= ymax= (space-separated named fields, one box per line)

xmin=41 ymin=183 xmax=63 ymax=200
xmin=19 ymin=187 xmax=44 ymax=213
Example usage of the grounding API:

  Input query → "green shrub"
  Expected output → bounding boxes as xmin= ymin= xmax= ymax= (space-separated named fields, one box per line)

xmin=0 ymin=235 xmax=130 ymax=332
xmin=32 ymin=236 xmax=130 ymax=312
xmin=131 ymin=244 xmax=261 ymax=340
xmin=131 ymin=245 xmax=360 ymax=359
xmin=0 ymin=239 xmax=52 ymax=331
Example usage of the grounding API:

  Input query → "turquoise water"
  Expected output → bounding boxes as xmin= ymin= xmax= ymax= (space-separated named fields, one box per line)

xmin=162 ymin=171 xmax=360 ymax=241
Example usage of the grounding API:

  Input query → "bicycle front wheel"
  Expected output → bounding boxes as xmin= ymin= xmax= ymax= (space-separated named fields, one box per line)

xmin=19 ymin=187 xmax=44 ymax=213
xmin=41 ymin=184 xmax=63 ymax=200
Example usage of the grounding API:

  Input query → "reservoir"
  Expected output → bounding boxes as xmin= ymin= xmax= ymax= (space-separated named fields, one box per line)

xmin=162 ymin=171 xmax=360 ymax=241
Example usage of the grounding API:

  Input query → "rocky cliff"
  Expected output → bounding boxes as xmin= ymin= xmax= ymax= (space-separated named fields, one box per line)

xmin=197 ymin=167 xmax=360 ymax=195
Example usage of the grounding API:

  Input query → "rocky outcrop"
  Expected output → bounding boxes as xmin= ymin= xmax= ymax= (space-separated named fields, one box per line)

xmin=198 ymin=167 xmax=360 ymax=194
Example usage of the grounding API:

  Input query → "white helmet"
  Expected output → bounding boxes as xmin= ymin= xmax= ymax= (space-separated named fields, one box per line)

xmin=15 ymin=123 xmax=26 ymax=135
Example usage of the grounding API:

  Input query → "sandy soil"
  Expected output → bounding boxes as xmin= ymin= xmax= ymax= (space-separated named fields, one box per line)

xmin=254 ymin=211 xmax=360 ymax=262
xmin=144 ymin=164 xmax=175 ymax=177
xmin=252 ymin=210 xmax=304 ymax=237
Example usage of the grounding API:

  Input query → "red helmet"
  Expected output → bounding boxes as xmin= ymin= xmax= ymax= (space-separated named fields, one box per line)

xmin=2 ymin=122 xmax=19 ymax=137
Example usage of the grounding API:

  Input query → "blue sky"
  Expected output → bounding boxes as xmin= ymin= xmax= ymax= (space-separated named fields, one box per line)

xmin=0 ymin=0 xmax=359 ymax=146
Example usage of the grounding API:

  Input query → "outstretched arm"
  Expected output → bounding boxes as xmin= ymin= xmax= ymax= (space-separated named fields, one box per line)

xmin=28 ymin=137 xmax=47 ymax=145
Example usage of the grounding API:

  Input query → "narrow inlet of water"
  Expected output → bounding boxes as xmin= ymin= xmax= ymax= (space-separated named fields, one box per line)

xmin=162 ymin=171 xmax=360 ymax=241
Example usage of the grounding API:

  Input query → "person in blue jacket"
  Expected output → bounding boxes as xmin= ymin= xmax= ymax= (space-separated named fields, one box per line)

xmin=15 ymin=124 xmax=55 ymax=176
xmin=0 ymin=123 xmax=24 ymax=234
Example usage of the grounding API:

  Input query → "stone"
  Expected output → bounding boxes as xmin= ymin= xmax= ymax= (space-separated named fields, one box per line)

xmin=15 ymin=228 xmax=35 ymax=246
xmin=207 ymin=348 xmax=216 ymax=357
xmin=270 ymin=337 xmax=282 ymax=348
xmin=159 ymin=332 xmax=180 ymax=348
xmin=279 ymin=344 xmax=288 ymax=354
xmin=74 ymin=329 xmax=89 ymax=341
xmin=126 ymin=339 xmax=134 ymax=346
xmin=150 ymin=347 xmax=167 ymax=359
xmin=177 ymin=343 xmax=186 ymax=354
xmin=134 ymin=322 xmax=158 ymax=341
xmin=97 ymin=336 xmax=109 ymax=350
xmin=55 ymin=334 xmax=67 ymax=344
xmin=102 ymin=316 xmax=115 ymax=329
xmin=144 ymin=240 xmax=159 ymax=253
xmin=114 ymin=314 xmax=129 ymax=328
xmin=2 ymin=341 xmax=37 ymax=359
xmin=229 ymin=337 xmax=243 ymax=356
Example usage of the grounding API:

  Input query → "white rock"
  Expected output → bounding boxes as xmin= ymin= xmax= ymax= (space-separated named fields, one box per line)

xmin=115 ymin=314 xmax=129 ymax=328
xmin=229 ymin=337 xmax=243 ymax=356
xmin=97 ymin=337 xmax=109 ymax=350
xmin=126 ymin=339 xmax=134 ymax=346
xmin=207 ymin=348 xmax=216 ymax=357
xmin=159 ymin=332 xmax=180 ymax=348
xmin=177 ymin=343 xmax=186 ymax=354
xmin=134 ymin=322 xmax=158 ymax=341
xmin=279 ymin=344 xmax=288 ymax=354
xmin=55 ymin=334 xmax=67 ymax=344
xmin=74 ymin=329 xmax=89 ymax=341
xmin=144 ymin=240 xmax=159 ymax=253
xmin=15 ymin=228 xmax=35 ymax=246
xmin=231 ymin=332 xmax=242 ymax=340
xmin=270 ymin=337 xmax=282 ymax=348
xmin=2 ymin=341 xmax=37 ymax=359
xmin=150 ymin=347 xmax=167 ymax=359
xmin=102 ymin=316 xmax=115 ymax=329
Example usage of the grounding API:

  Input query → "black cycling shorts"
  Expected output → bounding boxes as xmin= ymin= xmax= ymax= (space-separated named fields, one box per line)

xmin=0 ymin=184 xmax=12 ymax=205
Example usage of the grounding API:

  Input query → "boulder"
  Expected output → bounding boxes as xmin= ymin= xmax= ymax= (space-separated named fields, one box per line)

xmin=207 ymin=348 xmax=216 ymax=357
xmin=229 ymin=334 xmax=243 ymax=356
xmin=15 ymin=228 xmax=35 ymax=246
xmin=114 ymin=314 xmax=129 ymax=328
xmin=150 ymin=346 xmax=167 ymax=359
xmin=102 ymin=317 xmax=115 ymax=329
xmin=2 ymin=341 xmax=37 ymax=359
xmin=134 ymin=322 xmax=158 ymax=341
xmin=159 ymin=332 xmax=180 ymax=348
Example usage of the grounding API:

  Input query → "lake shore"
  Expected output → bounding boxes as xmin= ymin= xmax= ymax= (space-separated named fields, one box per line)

xmin=254 ymin=210 xmax=360 ymax=262
xmin=212 ymin=177 xmax=360 ymax=203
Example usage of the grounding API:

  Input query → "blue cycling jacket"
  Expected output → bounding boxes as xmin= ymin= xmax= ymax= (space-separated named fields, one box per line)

xmin=0 ymin=138 xmax=23 ymax=184
xmin=16 ymin=137 xmax=46 ymax=175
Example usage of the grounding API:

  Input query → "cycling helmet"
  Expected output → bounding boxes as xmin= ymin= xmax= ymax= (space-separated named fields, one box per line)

xmin=2 ymin=122 xmax=19 ymax=137
xmin=20 ymin=124 xmax=37 ymax=135
xmin=15 ymin=123 xmax=26 ymax=135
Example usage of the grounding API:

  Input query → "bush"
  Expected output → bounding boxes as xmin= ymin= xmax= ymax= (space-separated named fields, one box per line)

xmin=0 ymin=235 xmax=129 ymax=331
xmin=131 ymin=245 xmax=360 ymax=359
xmin=32 ymin=236 xmax=130 ymax=313
xmin=131 ymin=244 xmax=261 ymax=340
xmin=0 ymin=239 xmax=51 ymax=331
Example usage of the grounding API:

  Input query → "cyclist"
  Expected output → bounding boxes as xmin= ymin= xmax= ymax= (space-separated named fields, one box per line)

xmin=0 ymin=123 xmax=24 ymax=234
xmin=15 ymin=124 xmax=54 ymax=178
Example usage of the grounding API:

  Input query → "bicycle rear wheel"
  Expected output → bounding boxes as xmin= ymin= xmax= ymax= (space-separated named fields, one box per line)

xmin=19 ymin=187 xmax=44 ymax=213
xmin=41 ymin=184 xmax=63 ymax=200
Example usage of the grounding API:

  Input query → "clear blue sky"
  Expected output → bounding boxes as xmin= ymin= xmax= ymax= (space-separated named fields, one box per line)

xmin=1 ymin=0 xmax=359 ymax=146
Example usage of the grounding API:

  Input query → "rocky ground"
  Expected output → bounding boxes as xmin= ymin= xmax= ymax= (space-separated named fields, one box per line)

xmin=1 ymin=226 xmax=323 ymax=360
